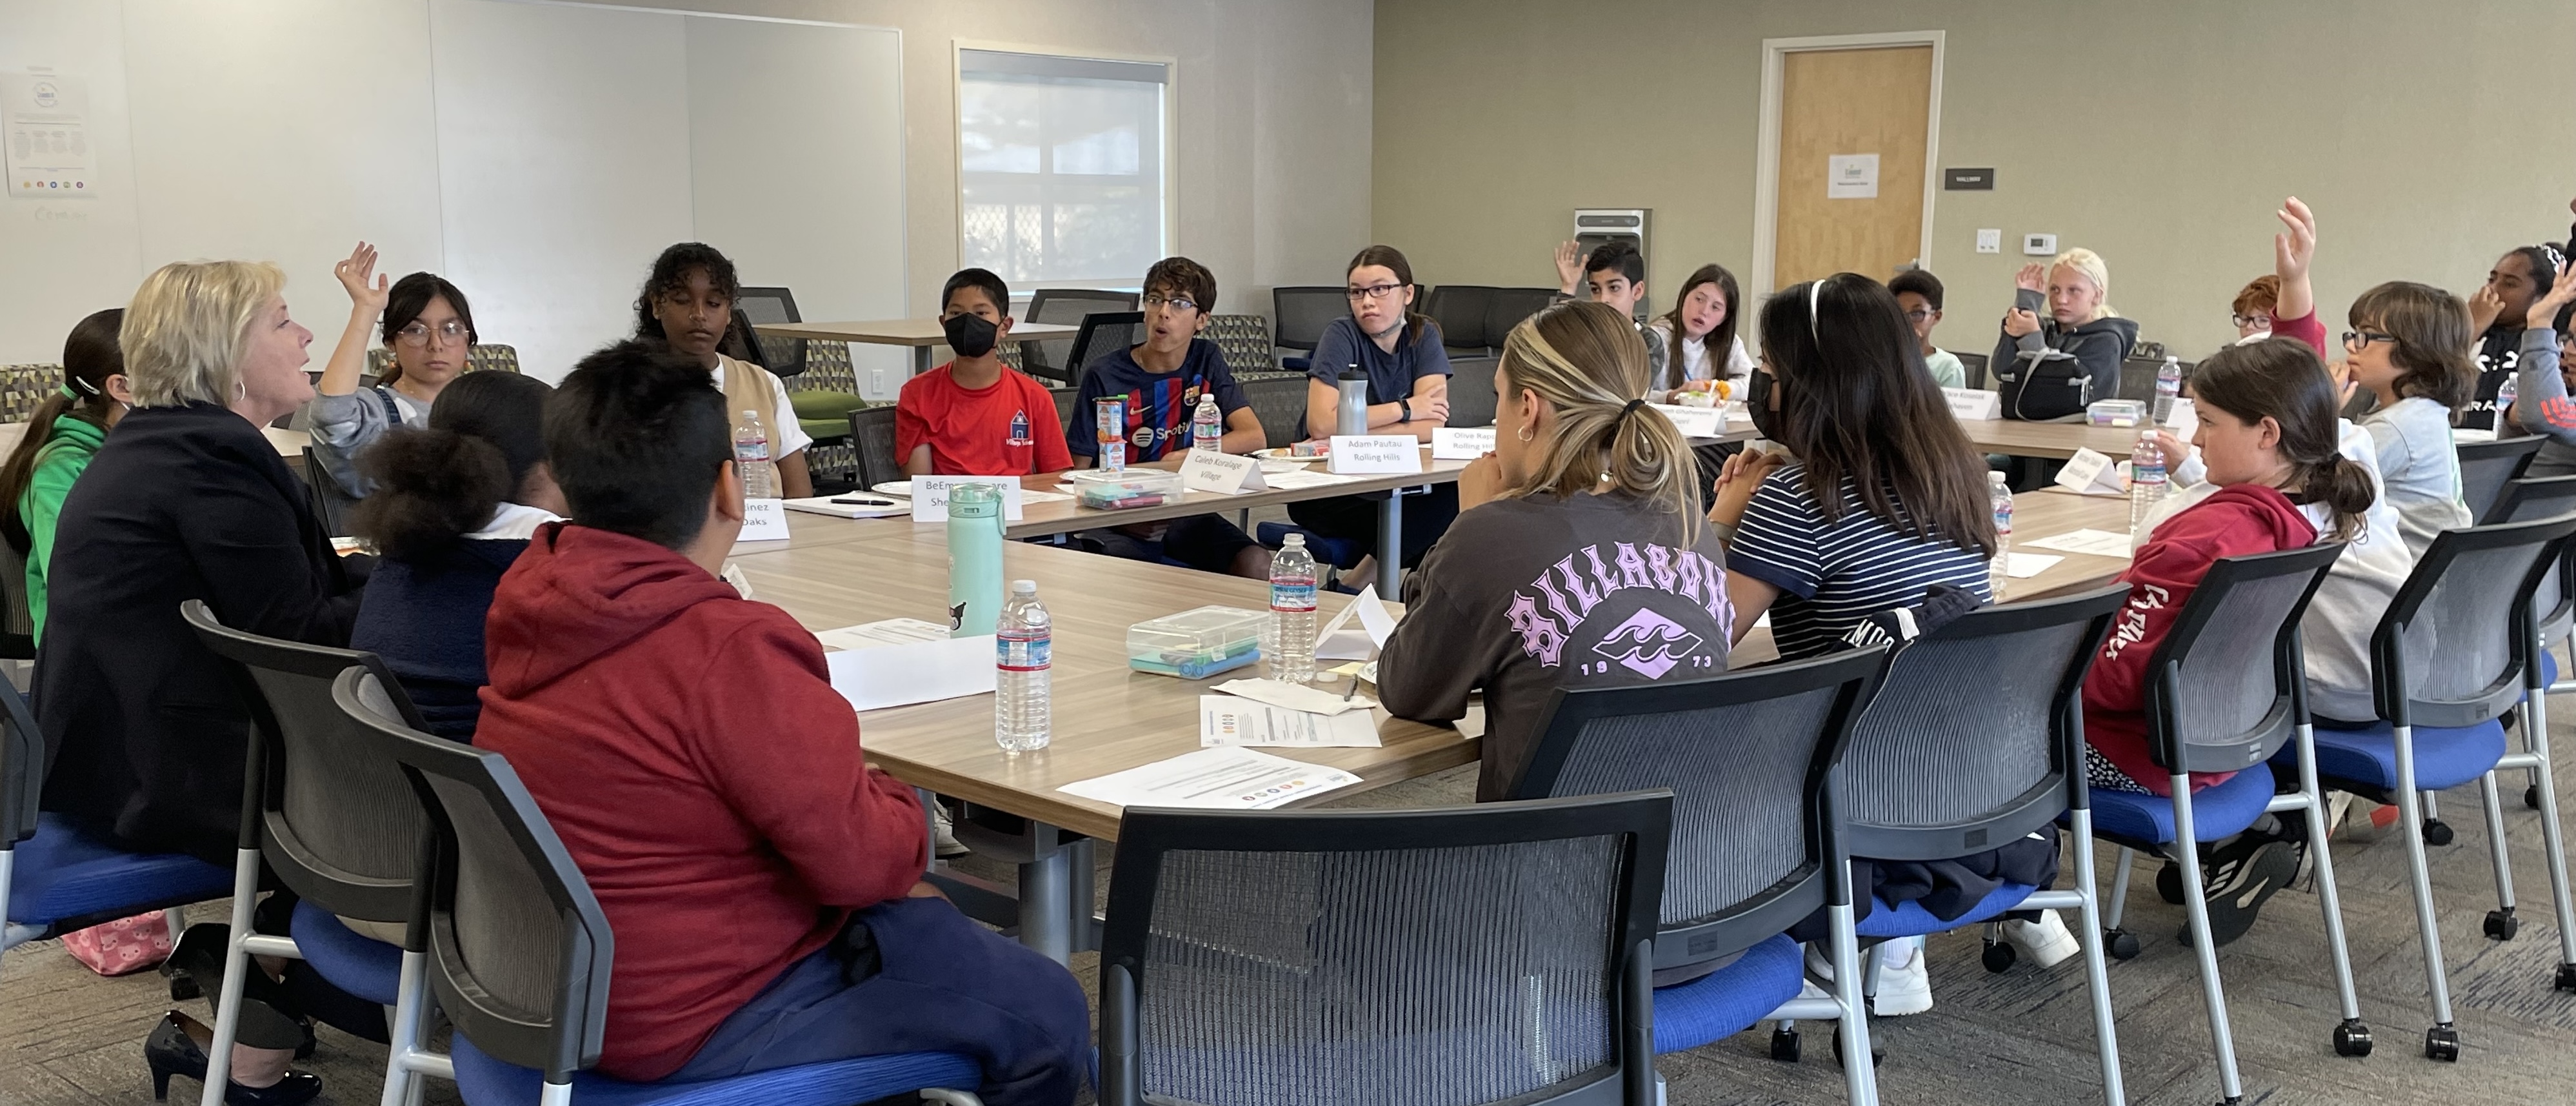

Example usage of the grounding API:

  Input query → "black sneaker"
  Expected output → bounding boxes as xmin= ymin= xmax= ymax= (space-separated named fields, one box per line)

xmin=2192 ymin=834 xmax=2301 ymax=947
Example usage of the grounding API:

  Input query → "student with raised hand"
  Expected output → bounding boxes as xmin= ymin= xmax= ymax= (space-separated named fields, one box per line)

xmin=2338 ymin=281 xmax=2475 ymax=555
xmin=1991 ymin=246 xmax=2137 ymax=417
xmin=1643 ymin=263 xmax=1753 ymax=399
xmin=307 ymin=243 xmax=482 ymax=497
xmin=1378 ymin=300 xmax=1729 ymax=802
xmin=636 ymin=241 xmax=814 ymax=498
xmin=1065 ymin=256 xmax=1270 ymax=578
xmin=1 ymin=308 xmax=132 ymax=643
xmin=474 ymin=341 xmax=1088 ymax=1101
xmin=2504 ymin=259 xmax=2576 ymax=477
xmin=1552 ymin=241 xmax=1664 ymax=385
xmin=895 ymin=267 xmax=1071 ymax=478
xmin=2462 ymin=243 xmax=2561 ymax=430
xmin=1887 ymin=269 xmax=1966 ymax=388
xmin=1710 ymin=275 xmax=1997 ymax=658
xmin=1286 ymin=245 xmax=1457 ymax=578
xmin=347 ymin=371 xmax=562 ymax=741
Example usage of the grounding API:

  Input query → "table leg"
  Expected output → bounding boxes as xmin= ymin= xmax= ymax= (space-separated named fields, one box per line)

xmin=1017 ymin=838 xmax=1074 ymax=964
xmin=1377 ymin=487 xmax=1406 ymax=596
xmin=913 ymin=346 xmax=934 ymax=377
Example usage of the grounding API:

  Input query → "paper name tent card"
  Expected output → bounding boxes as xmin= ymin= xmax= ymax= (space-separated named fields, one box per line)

xmin=2053 ymin=447 xmax=2128 ymax=496
xmin=1313 ymin=583 xmax=1397 ymax=661
xmin=1058 ymin=747 xmax=1363 ymax=811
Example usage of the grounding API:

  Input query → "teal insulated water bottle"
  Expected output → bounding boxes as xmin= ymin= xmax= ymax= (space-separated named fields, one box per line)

xmin=946 ymin=482 xmax=1005 ymax=637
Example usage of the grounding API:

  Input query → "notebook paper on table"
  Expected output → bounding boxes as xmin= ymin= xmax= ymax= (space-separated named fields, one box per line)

xmin=1058 ymin=747 xmax=1362 ymax=810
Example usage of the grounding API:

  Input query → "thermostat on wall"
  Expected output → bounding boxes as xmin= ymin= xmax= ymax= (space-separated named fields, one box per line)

xmin=2022 ymin=232 xmax=2058 ymax=256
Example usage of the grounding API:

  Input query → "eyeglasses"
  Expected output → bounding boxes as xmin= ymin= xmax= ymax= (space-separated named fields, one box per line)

xmin=1345 ymin=283 xmax=1405 ymax=302
xmin=1901 ymin=309 xmax=1933 ymax=324
xmin=1141 ymin=294 xmax=1199 ymax=314
xmin=395 ymin=319 xmax=471 ymax=347
xmin=2341 ymin=330 xmax=2395 ymax=352
xmin=2232 ymin=314 xmax=2273 ymax=330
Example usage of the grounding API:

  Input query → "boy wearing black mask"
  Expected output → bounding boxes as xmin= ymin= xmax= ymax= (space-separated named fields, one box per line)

xmin=895 ymin=268 xmax=1072 ymax=476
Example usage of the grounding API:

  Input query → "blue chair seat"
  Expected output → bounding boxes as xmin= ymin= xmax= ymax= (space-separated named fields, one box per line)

xmin=451 ymin=1032 xmax=980 ymax=1106
xmin=5 ymin=814 xmax=232 ymax=933
xmin=2306 ymin=719 xmax=2508 ymax=795
xmin=1857 ymin=881 xmax=2038 ymax=940
xmin=1650 ymin=933 xmax=1804 ymax=1054
xmin=1253 ymin=522 xmax=1366 ymax=570
xmin=288 ymin=900 xmax=402 ymax=1006
xmin=2088 ymin=763 xmax=2279 ymax=847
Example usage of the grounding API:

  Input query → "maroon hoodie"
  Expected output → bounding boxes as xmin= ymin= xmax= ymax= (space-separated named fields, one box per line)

xmin=2082 ymin=484 xmax=2319 ymax=796
xmin=476 ymin=523 xmax=926 ymax=1080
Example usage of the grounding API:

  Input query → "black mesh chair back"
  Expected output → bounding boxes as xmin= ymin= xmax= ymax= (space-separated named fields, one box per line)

xmin=2371 ymin=515 xmax=2576 ymax=728
xmin=1058 ymin=312 xmax=1145 ymax=386
xmin=1483 ymin=288 xmax=1560 ymax=346
xmin=1424 ymin=285 xmax=1499 ymax=355
xmin=1955 ymin=350 xmax=1988 ymax=389
xmin=1 ymin=677 xmax=39 ymax=848
xmin=2136 ymin=543 xmax=2344 ymax=776
xmin=181 ymin=601 xmax=432 ymax=924
xmin=847 ymin=407 xmax=902 ymax=490
xmin=715 ymin=311 xmax=777 ymax=376
xmin=0 ymin=536 xmax=34 ymax=659
xmin=1839 ymin=586 xmax=2126 ymax=859
xmin=1048 ymin=386 xmax=1079 ymax=441
xmin=1508 ymin=649 xmax=1884 ymax=975
xmin=301 ymin=447 xmax=359 ymax=538
xmin=1025 ymin=289 xmax=1140 ymax=379
xmin=1239 ymin=374 xmax=1312 ymax=449
xmin=2459 ymin=435 xmax=2546 ymax=525
xmin=1100 ymin=792 xmax=1671 ymax=1106
xmin=735 ymin=287 xmax=804 ymax=379
xmin=336 ymin=668 xmax=612 ymax=1083
xmin=2494 ymin=475 xmax=2576 ymax=638
xmin=1271 ymin=287 xmax=1349 ymax=359
xmin=1447 ymin=356 xmax=1499 ymax=428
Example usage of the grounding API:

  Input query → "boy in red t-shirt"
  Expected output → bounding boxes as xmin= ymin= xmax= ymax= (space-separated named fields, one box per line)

xmin=895 ymin=269 xmax=1072 ymax=476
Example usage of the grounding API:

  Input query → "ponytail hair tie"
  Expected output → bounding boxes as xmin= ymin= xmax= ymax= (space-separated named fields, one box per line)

xmin=57 ymin=384 xmax=79 ymax=401
xmin=1622 ymin=397 xmax=1647 ymax=417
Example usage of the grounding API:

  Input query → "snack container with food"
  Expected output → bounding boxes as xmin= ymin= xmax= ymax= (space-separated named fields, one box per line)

xmin=2086 ymin=399 xmax=2147 ymax=427
xmin=1073 ymin=468 xmax=1183 ymax=510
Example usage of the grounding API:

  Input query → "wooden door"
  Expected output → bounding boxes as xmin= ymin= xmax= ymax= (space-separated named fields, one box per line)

xmin=1773 ymin=46 xmax=1933 ymax=287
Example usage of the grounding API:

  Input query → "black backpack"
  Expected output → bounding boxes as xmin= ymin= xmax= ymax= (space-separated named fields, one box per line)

xmin=1992 ymin=347 xmax=2092 ymax=421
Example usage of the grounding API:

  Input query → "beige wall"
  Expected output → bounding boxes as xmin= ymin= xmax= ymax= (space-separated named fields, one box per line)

xmin=588 ymin=0 xmax=1375 ymax=317
xmin=1375 ymin=0 xmax=2576 ymax=360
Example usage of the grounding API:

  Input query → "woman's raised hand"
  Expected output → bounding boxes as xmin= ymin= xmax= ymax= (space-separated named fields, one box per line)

xmin=334 ymin=241 xmax=388 ymax=314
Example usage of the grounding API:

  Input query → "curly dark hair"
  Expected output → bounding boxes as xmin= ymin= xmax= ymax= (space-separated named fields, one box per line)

xmin=633 ymin=242 xmax=741 ymax=339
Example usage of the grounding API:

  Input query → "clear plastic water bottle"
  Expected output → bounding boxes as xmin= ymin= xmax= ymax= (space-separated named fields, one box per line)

xmin=2498 ymin=372 xmax=2519 ymax=421
xmin=1267 ymin=534 xmax=1319 ymax=685
xmin=995 ymin=580 xmax=1052 ymax=752
xmin=1987 ymin=470 xmax=2013 ymax=598
xmin=734 ymin=410 xmax=775 ymax=499
xmin=1191 ymin=393 xmax=1224 ymax=454
xmin=2130 ymin=429 xmax=2168 ymax=530
xmin=2152 ymin=356 xmax=2183 ymax=423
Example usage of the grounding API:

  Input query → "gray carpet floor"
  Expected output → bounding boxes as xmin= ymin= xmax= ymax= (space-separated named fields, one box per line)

xmin=13 ymin=720 xmax=2576 ymax=1105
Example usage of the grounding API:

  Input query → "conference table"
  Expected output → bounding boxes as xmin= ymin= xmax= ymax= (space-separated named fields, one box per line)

xmin=0 ymin=421 xmax=309 ymax=472
xmin=731 ymin=479 xmax=2141 ymax=963
xmin=1955 ymin=416 xmax=2150 ymax=460
xmin=759 ymin=318 xmax=1082 ymax=377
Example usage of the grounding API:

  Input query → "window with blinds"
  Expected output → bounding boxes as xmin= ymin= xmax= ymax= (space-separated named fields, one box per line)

xmin=957 ymin=48 xmax=1168 ymax=287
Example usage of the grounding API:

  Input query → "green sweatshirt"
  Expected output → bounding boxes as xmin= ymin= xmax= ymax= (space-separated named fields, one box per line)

xmin=19 ymin=414 xmax=105 ymax=643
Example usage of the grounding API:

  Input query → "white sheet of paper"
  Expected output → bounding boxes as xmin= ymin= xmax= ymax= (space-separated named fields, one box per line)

xmin=1646 ymin=403 xmax=1725 ymax=439
xmin=2004 ymin=552 xmax=2064 ymax=578
xmin=1212 ymin=678 xmax=1377 ymax=716
xmin=735 ymin=498 xmax=792 ymax=542
xmin=1942 ymin=387 xmax=2002 ymax=421
xmin=1058 ymin=747 xmax=1363 ymax=810
xmin=2022 ymin=528 xmax=2136 ymax=558
xmin=815 ymin=618 xmax=952 ymax=651
xmin=783 ymin=494 xmax=910 ymax=519
xmin=1199 ymin=697 xmax=1383 ymax=749
xmin=2162 ymin=397 xmax=2197 ymax=434
xmin=1179 ymin=450 xmax=1268 ymax=495
xmin=909 ymin=476 xmax=1025 ymax=523
xmin=824 ymin=634 xmax=996 ymax=712
xmin=1432 ymin=427 xmax=1497 ymax=459
xmin=1827 ymin=152 xmax=1880 ymax=199
xmin=1328 ymin=435 xmax=1424 ymax=475
xmin=1264 ymin=469 xmax=1361 ymax=490
xmin=2053 ymin=447 xmax=2127 ymax=495
xmin=720 ymin=562 xmax=755 ymax=599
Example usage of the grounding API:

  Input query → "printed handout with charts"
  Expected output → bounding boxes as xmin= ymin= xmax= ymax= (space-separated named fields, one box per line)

xmin=1199 ymin=695 xmax=1382 ymax=749
xmin=1058 ymin=747 xmax=1362 ymax=811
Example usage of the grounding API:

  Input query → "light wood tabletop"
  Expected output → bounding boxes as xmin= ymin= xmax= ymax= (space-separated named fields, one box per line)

xmin=2005 ymin=487 xmax=2137 ymax=599
xmin=1957 ymin=417 xmax=2153 ymax=460
xmin=759 ymin=319 xmax=1083 ymax=346
xmin=726 ymin=536 xmax=1479 ymax=843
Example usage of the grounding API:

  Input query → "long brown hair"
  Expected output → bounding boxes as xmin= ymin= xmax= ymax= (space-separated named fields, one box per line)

xmin=2188 ymin=338 xmax=2377 ymax=541
xmin=1346 ymin=244 xmax=1431 ymax=347
xmin=1 ymin=309 xmax=125 ymax=546
xmin=1757 ymin=275 xmax=1996 ymax=558
xmin=1497 ymin=301 xmax=1701 ymax=545
xmin=2348 ymin=281 xmax=2475 ymax=410
xmin=1661 ymin=263 xmax=1741 ymax=384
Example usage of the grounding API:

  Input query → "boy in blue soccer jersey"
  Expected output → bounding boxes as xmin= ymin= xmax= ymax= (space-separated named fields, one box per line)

xmin=1066 ymin=256 xmax=1272 ymax=578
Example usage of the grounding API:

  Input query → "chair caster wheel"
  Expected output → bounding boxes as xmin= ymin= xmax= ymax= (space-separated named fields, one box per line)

xmin=2156 ymin=860 xmax=2186 ymax=905
xmin=2485 ymin=908 xmax=2519 ymax=941
xmin=2333 ymin=1019 xmax=2373 ymax=1057
xmin=2555 ymin=963 xmax=2576 ymax=992
xmin=2104 ymin=928 xmax=2141 ymax=961
xmin=1768 ymin=1027 xmax=1801 ymax=1062
xmin=1831 ymin=1027 xmax=1885 ymax=1068
xmin=1981 ymin=940 xmax=2017 ymax=973
xmin=2530 ymin=784 xmax=2544 ymax=810
xmin=2424 ymin=1025 xmax=2461 ymax=1061
xmin=2422 ymin=818 xmax=2454 ymax=847
xmin=165 ymin=969 xmax=200 ymax=1003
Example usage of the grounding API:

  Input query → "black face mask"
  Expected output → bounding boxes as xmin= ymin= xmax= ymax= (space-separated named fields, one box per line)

xmin=1745 ymin=367 xmax=1782 ymax=441
xmin=942 ymin=312 xmax=999 ymax=358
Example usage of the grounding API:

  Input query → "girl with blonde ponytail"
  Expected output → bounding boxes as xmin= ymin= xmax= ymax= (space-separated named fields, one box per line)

xmin=1380 ymin=301 xmax=1733 ymax=801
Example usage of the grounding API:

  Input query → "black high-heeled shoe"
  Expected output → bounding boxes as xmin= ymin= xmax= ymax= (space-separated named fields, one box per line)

xmin=143 ymin=1012 xmax=323 ymax=1106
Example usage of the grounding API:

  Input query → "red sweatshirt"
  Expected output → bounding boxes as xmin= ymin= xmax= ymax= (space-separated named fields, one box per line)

xmin=475 ymin=523 xmax=926 ymax=1080
xmin=2082 ymin=485 xmax=2318 ymax=796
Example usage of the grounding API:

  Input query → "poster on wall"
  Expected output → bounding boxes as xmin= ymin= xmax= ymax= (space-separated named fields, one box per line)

xmin=5 ymin=70 xmax=95 ymax=199
xmin=1827 ymin=153 xmax=1879 ymax=199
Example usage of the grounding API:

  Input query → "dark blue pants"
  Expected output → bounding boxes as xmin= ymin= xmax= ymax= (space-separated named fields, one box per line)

xmin=670 ymin=897 xmax=1090 ymax=1106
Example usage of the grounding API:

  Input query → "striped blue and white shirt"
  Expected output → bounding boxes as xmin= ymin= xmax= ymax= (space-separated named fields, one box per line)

xmin=1729 ymin=463 xmax=1992 ymax=659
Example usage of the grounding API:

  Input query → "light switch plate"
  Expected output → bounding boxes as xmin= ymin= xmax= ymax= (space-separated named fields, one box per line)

xmin=1976 ymin=228 xmax=2001 ymax=254
xmin=2022 ymin=232 xmax=2059 ymax=256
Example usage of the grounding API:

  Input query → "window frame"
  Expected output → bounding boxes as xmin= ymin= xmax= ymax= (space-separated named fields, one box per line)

xmin=950 ymin=40 xmax=1177 ymax=292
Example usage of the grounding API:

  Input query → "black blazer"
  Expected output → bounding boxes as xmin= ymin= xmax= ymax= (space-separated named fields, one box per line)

xmin=36 ymin=403 xmax=361 ymax=861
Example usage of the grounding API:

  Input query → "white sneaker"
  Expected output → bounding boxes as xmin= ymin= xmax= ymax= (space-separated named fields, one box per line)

xmin=1804 ymin=939 xmax=1932 ymax=1016
xmin=934 ymin=806 xmax=970 ymax=858
xmin=2002 ymin=909 xmax=2079 ymax=969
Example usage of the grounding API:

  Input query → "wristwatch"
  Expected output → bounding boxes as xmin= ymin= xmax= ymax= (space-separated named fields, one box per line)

xmin=1399 ymin=398 xmax=1413 ymax=423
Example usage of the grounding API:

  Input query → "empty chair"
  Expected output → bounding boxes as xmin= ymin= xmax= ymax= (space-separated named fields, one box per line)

xmin=2491 ymin=476 xmax=2576 ymax=807
xmin=1238 ymin=374 xmax=1312 ymax=449
xmin=180 ymin=600 xmax=452 ymax=1106
xmin=0 ymin=538 xmax=33 ymax=660
xmin=338 ymin=667 xmax=983 ymax=1106
xmin=1446 ymin=356 xmax=1499 ymax=428
xmin=1506 ymin=649 xmax=1885 ymax=1104
xmin=1423 ymin=285 xmax=1499 ymax=357
xmin=1830 ymin=587 xmax=2127 ymax=1100
xmin=1483 ymin=288 xmax=1560 ymax=347
xmin=1098 ymin=792 xmax=1673 ymax=1106
xmin=847 ymin=407 xmax=902 ymax=489
xmin=1024 ymin=288 xmax=1139 ymax=380
xmin=2460 ymin=435 xmax=2546 ymax=525
xmin=1271 ymin=287 xmax=1348 ymax=372
xmin=1062 ymin=312 xmax=1146 ymax=385
xmin=1955 ymin=350 xmax=1988 ymax=390
xmin=735 ymin=287 xmax=805 ymax=379
xmin=2306 ymin=515 xmax=2576 ymax=1060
